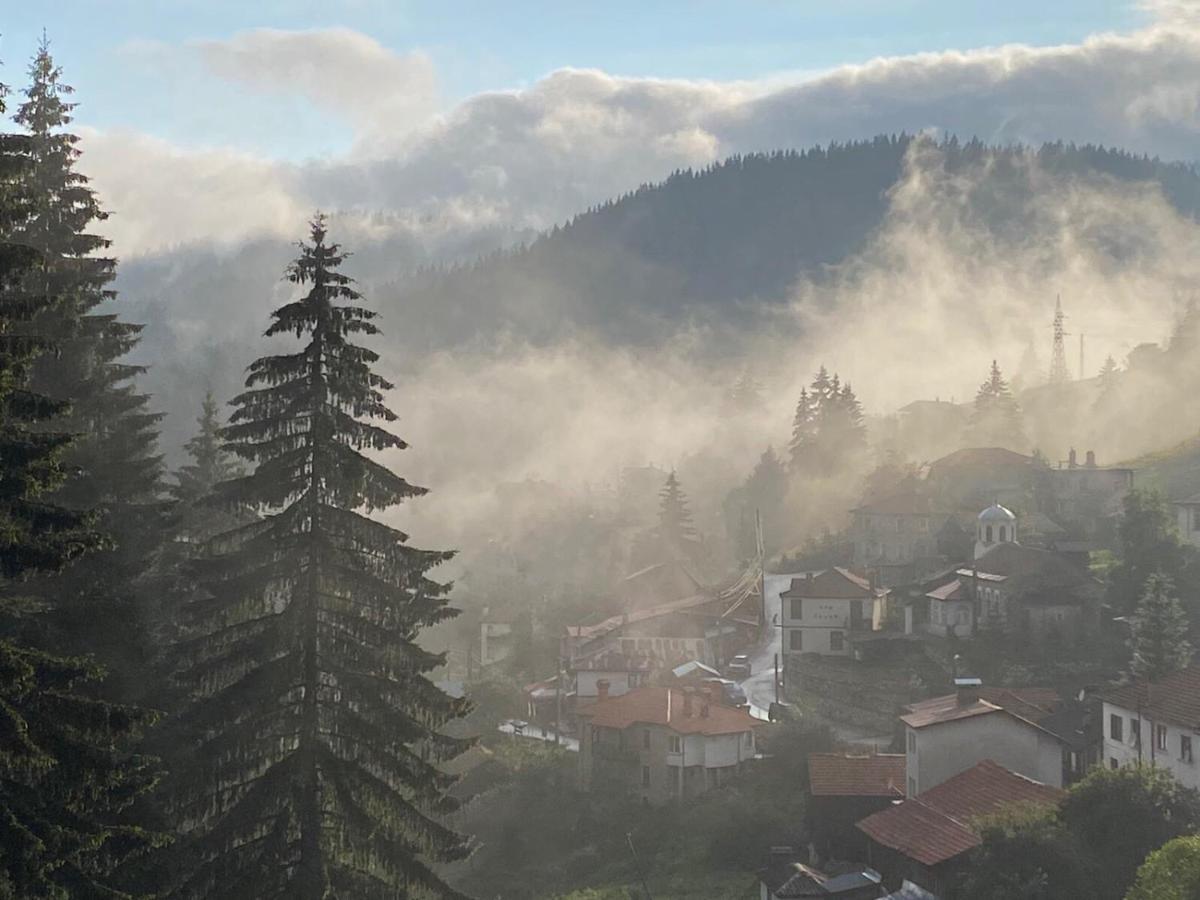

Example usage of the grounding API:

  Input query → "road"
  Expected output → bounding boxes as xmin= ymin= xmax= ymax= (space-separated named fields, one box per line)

xmin=740 ymin=572 xmax=802 ymax=720
xmin=737 ymin=571 xmax=892 ymax=747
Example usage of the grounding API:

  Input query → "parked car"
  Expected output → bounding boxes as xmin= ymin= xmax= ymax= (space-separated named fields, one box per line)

xmin=726 ymin=654 xmax=752 ymax=678
xmin=702 ymin=677 xmax=748 ymax=707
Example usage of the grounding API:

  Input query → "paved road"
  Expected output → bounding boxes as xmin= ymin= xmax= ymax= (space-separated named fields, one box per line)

xmin=736 ymin=571 xmax=892 ymax=747
xmin=740 ymin=572 xmax=802 ymax=720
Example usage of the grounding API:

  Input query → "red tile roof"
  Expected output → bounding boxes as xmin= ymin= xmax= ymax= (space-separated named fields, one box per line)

xmin=808 ymin=753 xmax=906 ymax=798
xmin=1104 ymin=665 xmax=1200 ymax=731
xmin=901 ymin=688 xmax=1061 ymax=731
xmin=857 ymin=760 xmax=1063 ymax=866
xmin=780 ymin=567 xmax=885 ymax=600
xmin=576 ymin=686 xmax=757 ymax=735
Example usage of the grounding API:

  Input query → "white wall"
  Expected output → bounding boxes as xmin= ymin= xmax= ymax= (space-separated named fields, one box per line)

xmin=907 ymin=712 xmax=1062 ymax=795
xmin=1102 ymin=701 xmax=1200 ymax=790
xmin=576 ymin=670 xmax=639 ymax=699
xmin=1177 ymin=505 xmax=1200 ymax=549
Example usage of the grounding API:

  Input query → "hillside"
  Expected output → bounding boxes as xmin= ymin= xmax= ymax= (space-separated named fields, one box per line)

xmin=390 ymin=135 xmax=1200 ymax=353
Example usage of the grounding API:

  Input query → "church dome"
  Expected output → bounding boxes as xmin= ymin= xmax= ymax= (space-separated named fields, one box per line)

xmin=978 ymin=503 xmax=1016 ymax=524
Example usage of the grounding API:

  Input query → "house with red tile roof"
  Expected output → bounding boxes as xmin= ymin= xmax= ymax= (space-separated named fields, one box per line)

xmin=807 ymin=753 xmax=906 ymax=859
xmin=1102 ymin=665 xmax=1200 ymax=789
xmin=780 ymin=568 xmax=888 ymax=657
xmin=900 ymin=681 xmax=1070 ymax=796
xmin=856 ymin=759 xmax=1063 ymax=896
xmin=577 ymin=684 xmax=758 ymax=805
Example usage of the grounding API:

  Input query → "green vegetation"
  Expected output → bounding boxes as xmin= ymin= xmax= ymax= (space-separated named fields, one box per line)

xmin=1126 ymin=834 xmax=1200 ymax=900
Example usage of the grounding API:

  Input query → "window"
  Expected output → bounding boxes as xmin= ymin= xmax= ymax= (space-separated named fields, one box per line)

xmin=629 ymin=673 xmax=642 ymax=688
xmin=642 ymin=729 xmax=651 ymax=750
xmin=1110 ymin=714 xmax=1123 ymax=742
xmin=907 ymin=730 xmax=917 ymax=754
xmin=591 ymin=726 xmax=602 ymax=744
xmin=1131 ymin=718 xmax=1141 ymax=747
xmin=789 ymin=629 xmax=804 ymax=652
xmin=1194 ymin=507 xmax=1200 ymax=532
xmin=668 ymin=735 xmax=681 ymax=754
xmin=1110 ymin=757 xmax=1119 ymax=770
xmin=641 ymin=766 xmax=650 ymax=788
xmin=743 ymin=732 xmax=753 ymax=749
xmin=830 ymin=631 xmax=844 ymax=652
xmin=1157 ymin=724 xmax=1168 ymax=752
xmin=789 ymin=597 xmax=804 ymax=620
xmin=1184 ymin=735 xmax=1194 ymax=764
xmin=985 ymin=525 xmax=993 ymax=543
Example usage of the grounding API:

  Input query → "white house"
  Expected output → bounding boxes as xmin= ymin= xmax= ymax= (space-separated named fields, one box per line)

xmin=1174 ymin=494 xmax=1200 ymax=549
xmin=901 ymin=680 xmax=1066 ymax=796
xmin=1102 ymin=666 xmax=1200 ymax=789
xmin=780 ymin=568 xmax=887 ymax=657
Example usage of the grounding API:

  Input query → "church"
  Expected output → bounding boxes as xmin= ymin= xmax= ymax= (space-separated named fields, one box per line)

xmin=921 ymin=503 xmax=1102 ymax=645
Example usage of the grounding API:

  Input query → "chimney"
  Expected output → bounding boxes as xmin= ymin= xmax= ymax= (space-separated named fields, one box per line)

xmin=955 ymin=677 xmax=982 ymax=706
xmin=806 ymin=571 xmax=814 ymax=583
xmin=597 ymin=679 xmax=610 ymax=702
xmin=683 ymin=686 xmax=694 ymax=717
xmin=1086 ymin=450 xmax=1096 ymax=468
xmin=1068 ymin=448 xmax=1077 ymax=469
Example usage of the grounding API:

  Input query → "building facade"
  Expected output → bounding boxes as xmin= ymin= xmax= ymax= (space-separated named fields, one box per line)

xmin=577 ymin=685 xmax=758 ymax=805
xmin=780 ymin=568 xmax=888 ymax=658
xmin=1101 ymin=666 xmax=1200 ymax=789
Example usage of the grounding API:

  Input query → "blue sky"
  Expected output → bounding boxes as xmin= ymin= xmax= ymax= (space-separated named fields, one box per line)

xmin=2 ymin=0 xmax=1148 ymax=160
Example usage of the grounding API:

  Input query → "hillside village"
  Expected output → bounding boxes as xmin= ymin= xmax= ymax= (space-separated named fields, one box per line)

xmin=444 ymin=302 xmax=1200 ymax=899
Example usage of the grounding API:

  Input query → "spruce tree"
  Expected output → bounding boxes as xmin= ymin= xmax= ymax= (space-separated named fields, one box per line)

xmin=170 ymin=391 xmax=245 ymax=543
xmin=1129 ymin=573 xmax=1192 ymax=683
xmin=966 ymin=360 xmax=1025 ymax=449
xmin=788 ymin=387 xmax=814 ymax=471
xmin=0 ymin=72 xmax=161 ymax=898
xmin=11 ymin=40 xmax=166 ymax=703
xmin=657 ymin=470 xmax=699 ymax=559
xmin=170 ymin=217 xmax=471 ymax=899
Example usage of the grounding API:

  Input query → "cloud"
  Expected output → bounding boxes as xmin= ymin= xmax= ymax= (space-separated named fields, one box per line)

xmin=193 ymin=27 xmax=439 ymax=134
xmin=82 ymin=18 xmax=1200 ymax=262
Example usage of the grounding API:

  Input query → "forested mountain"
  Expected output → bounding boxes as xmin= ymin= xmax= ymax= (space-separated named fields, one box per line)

xmin=118 ymin=135 xmax=1200 ymax=456
xmin=388 ymin=136 xmax=1200 ymax=351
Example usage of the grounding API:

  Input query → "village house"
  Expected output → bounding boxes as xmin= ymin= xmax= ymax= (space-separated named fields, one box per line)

xmin=1173 ymin=493 xmax=1200 ymax=549
xmin=1102 ymin=665 xmax=1200 ymax=788
xmin=572 ymin=650 xmax=655 ymax=710
xmin=849 ymin=485 xmax=949 ymax=587
xmin=1046 ymin=448 xmax=1132 ymax=539
xmin=807 ymin=752 xmax=906 ymax=859
xmin=925 ymin=447 xmax=1035 ymax=512
xmin=780 ymin=568 xmax=888 ymax=658
xmin=577 ymin=684 xmax=758 ymax=805
xmin=901 ymin=680 xmax=1072 ymax=796
xmin=856 ymin=759 xmax=1063 ymax=896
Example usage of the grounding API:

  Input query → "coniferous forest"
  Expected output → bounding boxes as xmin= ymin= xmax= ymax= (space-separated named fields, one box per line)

xmin=12 ymin=11 xmax=1200 ymax=900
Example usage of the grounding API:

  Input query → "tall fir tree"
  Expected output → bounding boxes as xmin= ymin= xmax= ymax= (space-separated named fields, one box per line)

xmin=0 ymin=71 xmax=161 ymax=898
xmin=170 ymin=217 xmax=472 ymax=899
xmin=966 ymin=360 xmax=1025 ymax=449
xmin=1129 ymin=573 xmax=1192 ymax=683
xmin=787 ymin=387 xmax=814 ymax=471
xmin=170 ymin=391 xmax=245 ymax=543
xmin=657 ymin=470 xmax=699 ymax=559
xmin=10 ymin=39 xmax=166 ymax=703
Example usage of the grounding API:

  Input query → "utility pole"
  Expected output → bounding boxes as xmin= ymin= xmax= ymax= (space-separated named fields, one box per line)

xmin=1079 ymin=332 xmax=1086 ymax=382
xmin=774 ymin=653 xmax=780 ymax=705
xmin=756 ymin=509 xmax=766 ymax=634
xmin=554 ymin=656 xmax=563 ymax=747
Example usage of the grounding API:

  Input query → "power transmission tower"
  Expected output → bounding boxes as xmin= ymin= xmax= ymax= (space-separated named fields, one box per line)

xmin=1049 ymin=295 xmax=1071 ymax=384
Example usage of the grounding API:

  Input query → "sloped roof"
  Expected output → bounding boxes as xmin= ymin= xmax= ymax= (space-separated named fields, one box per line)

xmin=565 ymin=591 xmax=713 ymax=641
xmin=930 ymin=447 xmax=1033 ymax=471
xmin=857 ymin=760 xmax=1063 ymax=866
xmin=780 ymin=567 xmax=884 ymax=600
xmin=901 ymin=687 xmax=1060 ymax=731
xmin=853 ymin=488 xmax=942 ymax=516
xmin=926 ymin=579 xmax=965 ymax=602
xmin=808 ymin=753 xmax=906 ymax=798
xmin=576 ymin=686 xmax=757 ymax=736
xmin=1104 ymin=665 xmax=1200 ymax=731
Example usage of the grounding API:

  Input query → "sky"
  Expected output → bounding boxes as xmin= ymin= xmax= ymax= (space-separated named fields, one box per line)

xmin=4 ymin=1 xmax=1149 ymax=161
